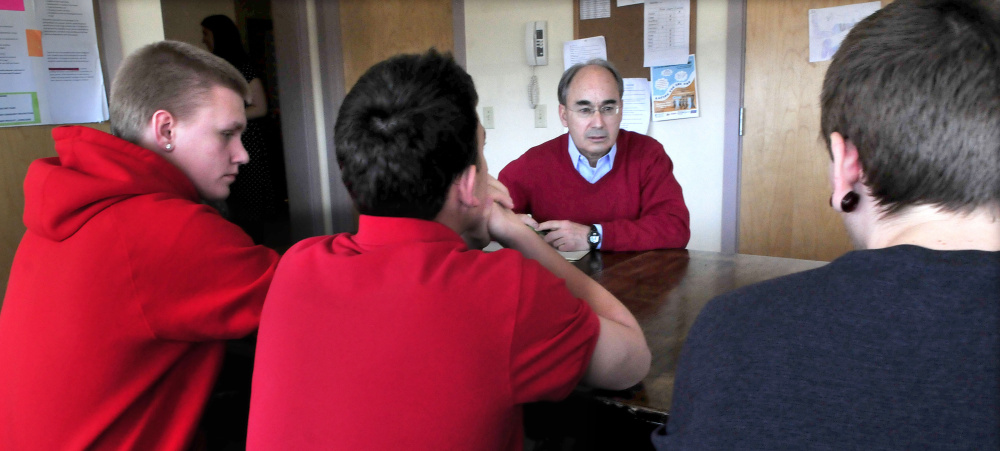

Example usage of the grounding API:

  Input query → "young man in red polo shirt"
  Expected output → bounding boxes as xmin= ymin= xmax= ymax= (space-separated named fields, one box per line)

xmin=246 ymin=50 xmax=650 ymax=450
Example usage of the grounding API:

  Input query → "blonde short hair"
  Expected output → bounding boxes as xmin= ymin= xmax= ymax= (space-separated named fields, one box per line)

xmin=109 ymin=40 xmax=249 ymax=143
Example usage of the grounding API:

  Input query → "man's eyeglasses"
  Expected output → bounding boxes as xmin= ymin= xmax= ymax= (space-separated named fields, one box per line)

xmin=569 ymin=104 xmax=620 ymax=118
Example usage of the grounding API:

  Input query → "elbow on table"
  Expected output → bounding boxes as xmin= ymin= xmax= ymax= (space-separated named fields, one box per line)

xmin=583 ymin=326 xmax=652 ymax=391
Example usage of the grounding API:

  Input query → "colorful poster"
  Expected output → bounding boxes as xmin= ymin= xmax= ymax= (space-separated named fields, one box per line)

xmin=651 ymin=54 xmax=698 ymax=121
xmin=0 ymin=0 xmax=108 ymax=127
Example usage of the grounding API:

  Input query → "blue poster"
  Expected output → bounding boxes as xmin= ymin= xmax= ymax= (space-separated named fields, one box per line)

xmin=650 ymin=54 xmax=699 ymax=121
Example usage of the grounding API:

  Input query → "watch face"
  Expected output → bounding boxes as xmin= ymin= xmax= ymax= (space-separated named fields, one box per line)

xmin=589 ymin=234 xmax=599 ymax=244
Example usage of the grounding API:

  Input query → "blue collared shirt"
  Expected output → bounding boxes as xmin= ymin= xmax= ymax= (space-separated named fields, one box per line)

xmin=567 ymin=136 xmax=616 ymax=249
xmin=568 ymin=135 xmax=617 ymax=184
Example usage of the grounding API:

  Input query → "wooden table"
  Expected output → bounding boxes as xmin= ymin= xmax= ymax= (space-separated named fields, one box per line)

xmin=570 ymin=249 xmax=827 ymax=422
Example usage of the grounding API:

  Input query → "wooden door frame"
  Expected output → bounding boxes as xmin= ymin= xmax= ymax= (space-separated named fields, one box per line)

xmin=271 ymin=0 xmax=466 ymax=241
xmin=721 ymin=0 xmax=746 ymax=254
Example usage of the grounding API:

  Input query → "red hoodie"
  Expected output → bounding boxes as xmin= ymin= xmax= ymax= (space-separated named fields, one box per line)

xmin=0 ymin=126 xmax=279 ymax=450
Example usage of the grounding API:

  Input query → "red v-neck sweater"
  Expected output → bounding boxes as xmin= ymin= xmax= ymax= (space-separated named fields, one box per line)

xmin=499 ymin=130 xmax=690 ymax=251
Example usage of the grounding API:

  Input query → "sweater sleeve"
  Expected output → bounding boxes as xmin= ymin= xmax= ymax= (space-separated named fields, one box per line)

xmin=126 ymin=197 xmax=279 ymax=341
xmin=601 ymin=139 xmax=690 ymax=251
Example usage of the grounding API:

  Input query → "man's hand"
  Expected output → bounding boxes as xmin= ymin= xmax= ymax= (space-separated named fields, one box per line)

xmin=485 ymin=176 xmax=514 ymax=210
xmin=462 ymin=175 xmax=515 ymax=249
xmin=537 ymin=220 xmax=591 ymax=252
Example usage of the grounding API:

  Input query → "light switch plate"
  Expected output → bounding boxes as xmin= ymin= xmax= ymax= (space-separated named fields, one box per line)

xmin=482 ymin=106 xmax=495 ymax=129
xmin=534 ymin=104 xmax=546 ymax=128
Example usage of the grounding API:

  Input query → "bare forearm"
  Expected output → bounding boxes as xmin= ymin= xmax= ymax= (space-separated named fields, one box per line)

xmin=498 ymin=225 xmax=641 ymax=333
xmin=496 ymin=215 xmax=650 ymax=390
xmin=245 ymin=78 xmax=269 ymax=120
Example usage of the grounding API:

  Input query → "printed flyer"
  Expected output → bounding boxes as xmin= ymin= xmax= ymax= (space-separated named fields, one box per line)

xmin=650 ymin=54 xmax=698 ymax=121
xmin=0 ymin=0 xmax=108 ymax=127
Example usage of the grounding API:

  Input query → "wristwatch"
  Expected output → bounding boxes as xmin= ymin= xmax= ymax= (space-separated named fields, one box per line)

xmin=588 ymin=224 xmax=601 ymax=250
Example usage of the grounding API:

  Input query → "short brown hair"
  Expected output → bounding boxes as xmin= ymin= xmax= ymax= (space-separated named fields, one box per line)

xmin=821 ymin=0 xmax=1000 ymax=216
xmin=109 ymin=40 xmax=249 ymax=143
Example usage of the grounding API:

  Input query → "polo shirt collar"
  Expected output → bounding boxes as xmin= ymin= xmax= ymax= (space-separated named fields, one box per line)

xmin=353 ymin=215 xmax=466 ymax=249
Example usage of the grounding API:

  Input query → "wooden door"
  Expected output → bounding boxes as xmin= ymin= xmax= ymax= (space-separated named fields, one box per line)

xmin=739 ymin=0 xmax=890 ymax=261
xmin=339 ymin=0 xmax=454 ymax=90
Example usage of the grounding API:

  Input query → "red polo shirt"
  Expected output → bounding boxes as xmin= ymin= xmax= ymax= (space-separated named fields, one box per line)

xmin=248 ymin=216 xmax=600 ymax=450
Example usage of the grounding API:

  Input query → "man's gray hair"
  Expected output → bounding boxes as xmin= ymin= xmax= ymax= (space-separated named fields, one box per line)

xmin=557 ymin=58 xmax=624 ymax=106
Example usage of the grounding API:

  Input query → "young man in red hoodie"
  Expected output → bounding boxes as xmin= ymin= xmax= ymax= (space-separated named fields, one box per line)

xmin=0 ymin=41 xmax=279 ymax=450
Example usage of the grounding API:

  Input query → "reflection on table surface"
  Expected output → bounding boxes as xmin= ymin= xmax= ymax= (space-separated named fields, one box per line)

xmin=572 ymin=249 xmax=827 ymax=420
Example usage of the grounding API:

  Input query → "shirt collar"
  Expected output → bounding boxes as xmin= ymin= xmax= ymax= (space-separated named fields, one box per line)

xmin=568 ymin=134 xmax=617 ymax=169
xmin=352 ymin=215 xmax=466 ymax=249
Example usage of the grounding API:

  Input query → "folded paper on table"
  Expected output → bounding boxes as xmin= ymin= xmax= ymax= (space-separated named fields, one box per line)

xmin=483 ymin=242 xmax=590 ymax=261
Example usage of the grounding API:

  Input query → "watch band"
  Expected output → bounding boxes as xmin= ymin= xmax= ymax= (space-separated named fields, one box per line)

xmin=588 ymin=224 xmax=600 ymax=250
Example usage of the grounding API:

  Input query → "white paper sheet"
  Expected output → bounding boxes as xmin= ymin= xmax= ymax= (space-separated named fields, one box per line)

xmin=484 ymin=241 xmax=590 ymax=261
xmin=580 ymin=0 xmax=611 ymax=20
xmin=0 ymin=0 xmax=109 ymax=127
xmin=563 ymin=36 xmax=608 ymax=71
xmin=808 ymin=2 xmax=881 ymax=63
xmin=621 ymin=78 xmax=651 ymax=134
xmin=643 ymin=0 xmax=690 ymax=67
xmin=618 ymin=0 xmax=644 ymax=6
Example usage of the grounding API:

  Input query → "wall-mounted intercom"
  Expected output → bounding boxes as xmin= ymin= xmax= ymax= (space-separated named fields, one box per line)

xmin=525 ymin=21 xmax=548 ymax=66
xmin=526 ymin=20 xmax=548 ymax=109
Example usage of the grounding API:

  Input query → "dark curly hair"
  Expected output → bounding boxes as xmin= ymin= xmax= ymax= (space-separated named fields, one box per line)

xmin=334 ymin=49 xmax=479 ymax=220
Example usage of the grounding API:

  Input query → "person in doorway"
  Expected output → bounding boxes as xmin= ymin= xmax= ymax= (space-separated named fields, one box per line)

xmin=652 ymin=0 xmax=1000 ymax=448
xmin=247 ymin=49 xmax=650 ymax=450
xmin=202 ymin=14 xmax=282 ymax=244
xmin=0 ymin=41 xmax=279 ymax=450
xmin=498 ymin=59 xmax=690 ymax=252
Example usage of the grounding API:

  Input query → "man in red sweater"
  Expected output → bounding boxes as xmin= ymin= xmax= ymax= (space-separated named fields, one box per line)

xmin=247 ymin=50 xmax=650 ymax=450
xmin=499 ymin=60 xmax=690 ymax=252
xmin=0 ymin=41 xmax=279 ymax=450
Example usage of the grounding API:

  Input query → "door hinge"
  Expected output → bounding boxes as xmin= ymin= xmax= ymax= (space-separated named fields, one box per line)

xmin=739 ymin=107 xmax=745 ymax=137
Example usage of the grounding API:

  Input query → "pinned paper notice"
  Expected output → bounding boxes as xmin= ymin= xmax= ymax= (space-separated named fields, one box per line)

xmin=563 ymin=36 xmax=608 ymax=71
xmin=581 ymin=0 xmax=611 ymax=20
xmin=651 ymin=55 xmax=699 ymax=121
xmin=621 ymin=78 xmax=651 ymax=134
xmin=0 ymin=0 xmax=109 ymax=127
xmin=808 ymin=2 xmax=881 ymax=63
xmin=643 ymin=0 xmax=690 ymax=67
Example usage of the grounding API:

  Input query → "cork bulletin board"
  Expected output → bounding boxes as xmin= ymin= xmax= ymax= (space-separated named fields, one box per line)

xmin=572 ymin=0 xmax=697 ymax=79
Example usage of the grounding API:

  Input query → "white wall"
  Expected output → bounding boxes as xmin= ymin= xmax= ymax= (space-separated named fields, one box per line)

xmin=465 ymin=0 xmax=728 ymax=252
xmin=115 ymin=0 xmax=165 ymax=55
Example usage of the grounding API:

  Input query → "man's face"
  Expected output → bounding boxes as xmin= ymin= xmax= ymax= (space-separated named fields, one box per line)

xmin=201 ymin=27 xmax=214 ymax=52
xmin=168 ymin=86 xmax=248 ymax=201
xmin=559 ymin=65 xmax=623 ymax=160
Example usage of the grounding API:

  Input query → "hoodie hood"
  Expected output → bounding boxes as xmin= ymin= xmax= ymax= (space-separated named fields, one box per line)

xmin=23 ymin=126 xmax=199 ymax=242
